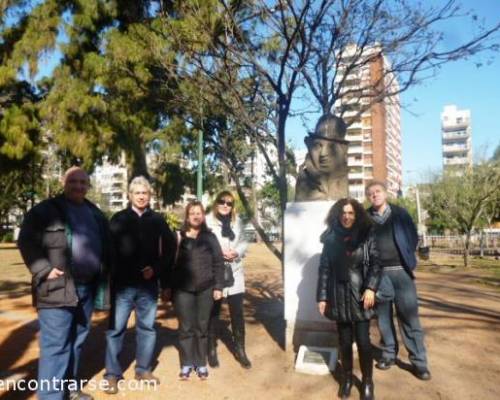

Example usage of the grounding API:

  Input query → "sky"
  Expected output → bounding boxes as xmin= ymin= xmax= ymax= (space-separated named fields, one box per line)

xmin=286 ymin=0 xmax=500 ymax=187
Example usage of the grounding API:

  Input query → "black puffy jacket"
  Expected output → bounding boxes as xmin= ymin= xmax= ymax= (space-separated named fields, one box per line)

xmin=316 ymin=228 xmax=382 ymax=322
xmin=18 ymin=195 xmax=111 ymax=309
xmin=173 ymin=230 xmax=225 ymax=292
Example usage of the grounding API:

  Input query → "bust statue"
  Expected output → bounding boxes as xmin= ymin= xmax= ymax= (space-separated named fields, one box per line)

xmin=295 ymin=114 xmax=349 ymax=201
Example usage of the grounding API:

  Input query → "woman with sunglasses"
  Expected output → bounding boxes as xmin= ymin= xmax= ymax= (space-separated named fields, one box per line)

xmin=171 ymin=201 xmax=225 ymax=380
xmin=205 ymin=191 xmax=251 ymax=369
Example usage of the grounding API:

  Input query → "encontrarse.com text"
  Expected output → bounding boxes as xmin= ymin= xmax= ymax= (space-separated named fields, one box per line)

xmin=0 ymin=378 xmax=158 ymax=392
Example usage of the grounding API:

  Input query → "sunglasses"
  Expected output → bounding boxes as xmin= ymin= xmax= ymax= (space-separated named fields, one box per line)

xmin=217 ymin=199 xmax=234 ymax=207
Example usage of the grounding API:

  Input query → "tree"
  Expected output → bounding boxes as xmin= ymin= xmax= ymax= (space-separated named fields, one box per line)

xmin=160 ymin=0 xmax=500 ymax=260
xmin=424 ymin=162 xmax=500 ymax=266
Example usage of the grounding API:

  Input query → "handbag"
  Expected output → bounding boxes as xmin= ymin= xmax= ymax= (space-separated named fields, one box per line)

xmin=223 ymin=262 xmax=235 ymax=288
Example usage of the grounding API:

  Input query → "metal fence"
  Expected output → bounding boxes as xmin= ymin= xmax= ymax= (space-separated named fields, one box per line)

xmin=426 ymin=233 xmax=500 ymax=256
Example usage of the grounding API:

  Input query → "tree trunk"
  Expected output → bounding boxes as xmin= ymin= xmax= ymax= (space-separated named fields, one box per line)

xmin=463 ymin=232 xmax=471 ymax=267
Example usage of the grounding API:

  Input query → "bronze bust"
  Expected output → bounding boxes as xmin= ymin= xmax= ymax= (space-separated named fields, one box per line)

xmin=295 ymin=114 xmax=349 ymax=201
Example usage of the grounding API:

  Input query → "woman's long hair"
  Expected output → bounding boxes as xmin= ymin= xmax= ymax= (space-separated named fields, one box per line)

xmin=213 ymin=190 xmax=236 ymax=221
xmin=181 ymin=201 xmax=209 ymax=233
xmin=325 ymin=198 xmax=372 ymax=238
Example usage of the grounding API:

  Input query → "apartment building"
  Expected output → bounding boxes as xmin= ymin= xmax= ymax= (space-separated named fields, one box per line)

xmin=334 ymin=45 xmax=402 ymax=201
xmin=441 ymin=105 xmax=472 ymax=173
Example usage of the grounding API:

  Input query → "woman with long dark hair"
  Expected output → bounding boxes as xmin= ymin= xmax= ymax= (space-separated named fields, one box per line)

xmin=317 ymin=198 xmax=381 ymax=400
xmin=171 ymin=201 xmax=225 ymax=380
xmin=205 ymin=191 xmax=251 ymax=368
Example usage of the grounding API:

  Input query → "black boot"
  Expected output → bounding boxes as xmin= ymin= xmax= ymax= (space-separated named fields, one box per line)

xmin=359 ymin=347 xmax=374 ymax=400
xmin=233 ymin=331 xmax=252 ymax=369
xmin=207 ymin=334 xmax=219 ymax=368
xmin=338 ymin=349 xmax=353 ymax=399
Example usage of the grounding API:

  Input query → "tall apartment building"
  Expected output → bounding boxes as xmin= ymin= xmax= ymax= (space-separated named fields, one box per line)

xmin=440 ymin=105 xmax=472 ymax=173
xmin=334 ymin=45 xmax=402 ymax=200
xmin=92 ymin=154 xmax=129 ymax=212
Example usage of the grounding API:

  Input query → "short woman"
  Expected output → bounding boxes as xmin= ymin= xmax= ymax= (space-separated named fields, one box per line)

xmin=172 ymin=201 xmax=224 ymax=380
xmin=205 ymin=191 xmax=251 ymax=368
xmin=317 ymin=198 xmax=381 ymax=400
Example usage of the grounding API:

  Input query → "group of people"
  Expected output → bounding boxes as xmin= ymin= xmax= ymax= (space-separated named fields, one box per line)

xmin=317 ymin=181 xmax=431 ymax=400
xmin=18 ymin=165 xmax=431 ymax=400
xmin=18 ymin=167 xmax=251 ymax=400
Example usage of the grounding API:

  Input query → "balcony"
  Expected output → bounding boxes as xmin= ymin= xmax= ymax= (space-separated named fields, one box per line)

xmin=442 ymin=131 xmax=470 ymax=141
xmin=442 ymin=121 xmax=469 ymax=131
xmin=443 ymin=144 xmax=470 ymax=154
xmin=346 ymin=133 xmax=363 ymax=142
xmin=443 ymin=157 xmax=470 ymax=165
xmin=348 ymin=172 xmax=364 ymax=180
xmin=348 ymin=146 xmax=363 ymax=155
xmin=348 ymin=158 xmax=364 ymax=167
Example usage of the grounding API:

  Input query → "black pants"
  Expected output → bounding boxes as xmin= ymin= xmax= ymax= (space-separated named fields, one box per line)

xmin=337 ymin=320 xmax=372 ymax=378
xmin=174 ymin=287 xmax=214 ymax=367
xmin=209 ymin=293 xmax=245 ymax=339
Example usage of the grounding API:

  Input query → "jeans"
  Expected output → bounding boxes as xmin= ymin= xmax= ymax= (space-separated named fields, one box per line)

xmin=209 ymin=293 xmax=245 ymax=339
xmin=376 ymin=269 xmax=428 ymax=368
xmin=37 ymin=284 xmax=95 ymax=400
xmin=105 ymin=281 xmax=158 ymax=378
xmin=174 ymin=287 xmax=214 ymax=367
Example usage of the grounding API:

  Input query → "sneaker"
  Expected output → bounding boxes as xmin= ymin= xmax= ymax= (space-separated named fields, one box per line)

xmin=134 ymin=371 xmax=160 ymax=385
xmin=103 ymin=377 xmax=119 ymax=395
xmin=179 ymin=366 xmax=192 ymax=381
xmin=196 ymin=366 xmax=209 ymax=380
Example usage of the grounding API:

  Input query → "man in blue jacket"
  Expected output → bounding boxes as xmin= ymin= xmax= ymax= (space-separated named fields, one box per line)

xmin=365 ymin=181 xmax=431 ymax=381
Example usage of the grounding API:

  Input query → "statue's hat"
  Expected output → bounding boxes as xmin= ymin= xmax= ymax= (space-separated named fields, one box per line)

xmin=307 ymin=114 xmax=348 ymax=143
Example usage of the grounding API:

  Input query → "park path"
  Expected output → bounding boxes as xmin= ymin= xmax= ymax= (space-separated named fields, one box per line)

xmin=1 ymin=244 xmax=499 ymax=400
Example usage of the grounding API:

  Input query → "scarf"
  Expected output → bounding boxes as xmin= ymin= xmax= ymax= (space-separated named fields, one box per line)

xmin=332 ymin=221 xmax=359 ymax=282
xmin=370 ymin=204 xmax=392 ymax=225
xmin=216 ymin=214 xmax=235 ymax=241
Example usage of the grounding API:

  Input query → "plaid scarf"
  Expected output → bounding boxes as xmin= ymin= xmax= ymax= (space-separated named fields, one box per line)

xmin=370 ymin=204 xmax=392 ymax=225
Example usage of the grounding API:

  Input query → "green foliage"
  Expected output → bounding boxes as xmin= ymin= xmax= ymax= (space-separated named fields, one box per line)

xmin=164 ymin=210 xmax=181 ymax=231
xmin=391 ymin=195 xmax=418 ymax=227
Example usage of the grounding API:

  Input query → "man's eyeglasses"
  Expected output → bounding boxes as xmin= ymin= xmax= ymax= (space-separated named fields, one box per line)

xmin=217 ymin=199 xmax=234 ymax=207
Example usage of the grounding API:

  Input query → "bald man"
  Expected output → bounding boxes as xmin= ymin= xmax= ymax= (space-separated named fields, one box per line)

xmin=18 ymin=166 xmax=110 ymax=400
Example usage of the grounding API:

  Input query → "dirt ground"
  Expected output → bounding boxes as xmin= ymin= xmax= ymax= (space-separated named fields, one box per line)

xmin=1 ymin=243 xmax=500 ymax=400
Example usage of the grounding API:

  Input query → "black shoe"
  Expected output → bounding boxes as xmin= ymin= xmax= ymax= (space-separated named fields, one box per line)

xmin=68 ymin=390 xmax=94 ymax=400
xmin=413 ymin=366 xmax=431 ymax=381
xmin=360 ymin=381 xmax=374 ymax=400
xmin=337 ymin=375 xmax=353 ymax=399
xmin=234 ymin=342 xmax=252 ymax=369
xmin=375 ymin=358 xmax=395 ymax=370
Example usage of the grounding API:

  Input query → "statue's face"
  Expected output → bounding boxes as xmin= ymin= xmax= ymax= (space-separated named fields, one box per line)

xmin=306 ymin=137 xmax=345 ymax=174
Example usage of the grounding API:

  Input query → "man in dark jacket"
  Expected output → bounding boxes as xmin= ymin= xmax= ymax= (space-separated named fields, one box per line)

xmin=18 ymin=166 xmax=110 ymax=400
xmin=103 ymin=176 xmax=176 ymax=394
xmin=365 ymin=181 xmax=431 ymax=381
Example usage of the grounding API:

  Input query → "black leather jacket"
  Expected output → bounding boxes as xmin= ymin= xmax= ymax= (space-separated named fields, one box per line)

xmin=316 ymin=228 xmax=382 ymax=322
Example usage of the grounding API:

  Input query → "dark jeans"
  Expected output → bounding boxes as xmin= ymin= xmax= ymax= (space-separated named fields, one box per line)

xmin=105 ymin=281 xmax=158 ymax=378
xmin=376 ymin=269 xmax=428 ymax=368
xmin=209 ymin=293 xmax=245 ymax=338
xmin=174 ymin=287 xmax=214 ymax=368
xmin=337 ymin=320 xmax=371 ymax=367
xmin=38 ymin=284 xmax=95 ymax=400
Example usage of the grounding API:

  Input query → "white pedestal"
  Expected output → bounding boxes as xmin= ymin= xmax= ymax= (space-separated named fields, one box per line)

xmin=284 ymin=201 xmax=338 ymax=352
